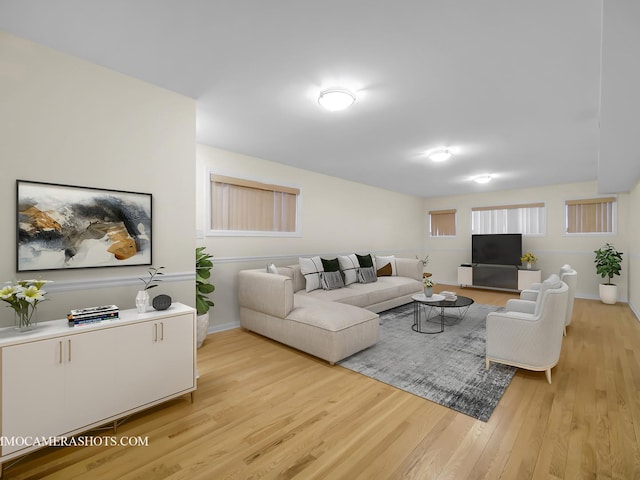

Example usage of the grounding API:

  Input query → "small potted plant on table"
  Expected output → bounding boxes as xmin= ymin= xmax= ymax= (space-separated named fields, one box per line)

xmin=423 ymin=276 xmax=435 ymax=297
xmin=520 ymin=252 xmax=537 ymax=269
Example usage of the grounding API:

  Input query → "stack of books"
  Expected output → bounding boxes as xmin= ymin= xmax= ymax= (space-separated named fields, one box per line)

xmin=68 ymin=305 xmax=119 ymax=326
xmin=440 ymin=291 xmax=458 ymax=302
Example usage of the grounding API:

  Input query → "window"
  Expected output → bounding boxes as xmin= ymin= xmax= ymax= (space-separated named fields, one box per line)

xmin=429 ymin=209 xmax=456 ymax=236
xmin=565 ymin=197 xmax=616 ymax=234
xmin=472 ymin=203 xmax=546 ymax=235
xmin=209 ymin=174 xmax=300 ymax=236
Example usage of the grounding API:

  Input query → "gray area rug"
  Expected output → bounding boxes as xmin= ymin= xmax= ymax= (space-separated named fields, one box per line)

xmin=338 ymin=302 xmax=516 ymax=422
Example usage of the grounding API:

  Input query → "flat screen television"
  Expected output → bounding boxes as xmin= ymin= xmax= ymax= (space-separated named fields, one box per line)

xmin=472 ymin=234 xmax=522 ymax=266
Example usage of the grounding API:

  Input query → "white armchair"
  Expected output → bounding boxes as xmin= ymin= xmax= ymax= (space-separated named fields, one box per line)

xmin=486 ymin=276 xmax=568 ymax=383
xmin=520 ymin=266 xmax=577 ymax=335
xmin=520 ymin=264 xmax=571 ymax=300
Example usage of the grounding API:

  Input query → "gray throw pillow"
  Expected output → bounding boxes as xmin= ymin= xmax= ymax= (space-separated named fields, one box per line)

xmin=321 ymin=271 xmax=345 ymax=290
xmin=357 ymin=266 xmax=377 ymax=284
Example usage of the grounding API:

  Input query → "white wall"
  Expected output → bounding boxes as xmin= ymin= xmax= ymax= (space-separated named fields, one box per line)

xmin=196 ymin=145 xmax=425 ymax=330
xmin=0 ymin=33 xmax=196 ymax=325
xmin=423 ymin=181 xmax=630 ymax=301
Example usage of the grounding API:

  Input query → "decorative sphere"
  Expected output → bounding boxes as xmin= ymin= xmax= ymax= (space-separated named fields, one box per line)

xmin=152 ymin=294 xmax=171 ymax=311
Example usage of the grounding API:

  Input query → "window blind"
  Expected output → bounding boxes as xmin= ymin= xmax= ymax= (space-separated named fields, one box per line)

xmin=471 ymin=203 xmax=545 ymax=235
xmin=565 ymin=197 xmax=615 ymax=233
xmin=429 ymin=209 xmax=456 ymax=236
xmin=210 ymin=174 xmax=299 ymax=232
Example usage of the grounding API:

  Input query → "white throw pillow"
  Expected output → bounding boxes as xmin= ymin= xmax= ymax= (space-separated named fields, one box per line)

xmin=375 ymin=255 xmax=397 ymax=276
xmin=299 ymin=256 xmax=324 ymax=292
xmin=338 ymin=254 xmax=360 ymax=285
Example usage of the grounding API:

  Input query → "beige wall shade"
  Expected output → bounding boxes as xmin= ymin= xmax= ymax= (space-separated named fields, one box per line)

xmin=565 ymin=197 xmax=616 ymax=233
xmin=429 ymin=209 xmax=457 ymax=236
xmin=210 ymin=174 xmax=298 ymax=232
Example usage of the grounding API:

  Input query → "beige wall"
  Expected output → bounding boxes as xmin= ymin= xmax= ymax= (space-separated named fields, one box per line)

xmin=423 ymin=181 xmax=630 ymax=302
xmin=629 ymin=179 xmax=640 ymax=318
xmin=196 ymin=145 xmax=425 ymax=329
xmin=0 ymin=33 xmax=196 ymax=326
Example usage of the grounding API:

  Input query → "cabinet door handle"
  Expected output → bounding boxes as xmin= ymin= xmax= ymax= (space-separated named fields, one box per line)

xmin=59 ymin=341 xmax=63 ymax=364
xmin=153 ymin=323 xmax=158 ymax=342
xmin=68 ymin=339 xmax=72 ymax=362
xmin=160 ymin=322 xmax=164 ymax=341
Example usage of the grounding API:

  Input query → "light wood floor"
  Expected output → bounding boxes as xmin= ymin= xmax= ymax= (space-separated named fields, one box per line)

xmin=6 ymin=287 xmax=640 ymax=479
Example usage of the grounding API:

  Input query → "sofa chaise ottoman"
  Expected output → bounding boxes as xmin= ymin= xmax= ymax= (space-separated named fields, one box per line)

xmin=238 ymin=255 xmax=423 ymax=364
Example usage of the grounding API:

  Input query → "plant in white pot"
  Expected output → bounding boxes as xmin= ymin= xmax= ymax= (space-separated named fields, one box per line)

xmin=137 ymin=266 xmax=164 ymax=313
xmin=594 ymin=243 xmax=623 ymax=304
xmin=196 ymin=246 xmax=215 ymax=348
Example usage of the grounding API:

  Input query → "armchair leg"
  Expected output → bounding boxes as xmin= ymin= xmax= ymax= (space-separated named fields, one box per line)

xmin=563 ymin=326 xmax=567 ymax=336
xmin=485 ymin=359 xmax=490 ymax=370
xmin=545 ymin=369 xmax=552 ymax=384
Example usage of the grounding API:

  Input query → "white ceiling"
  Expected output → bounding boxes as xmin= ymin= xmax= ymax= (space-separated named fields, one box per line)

xmin=1 ymin=1 xmax=638 ymax=198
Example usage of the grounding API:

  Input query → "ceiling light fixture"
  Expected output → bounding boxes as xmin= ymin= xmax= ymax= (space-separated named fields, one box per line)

xmin=318 ymin=88 xmax=356 ymax=111
xmin=427 ymin=147 xmax=453 ymax=162
xmin=473 ymin=175 xmax=492 ymax=184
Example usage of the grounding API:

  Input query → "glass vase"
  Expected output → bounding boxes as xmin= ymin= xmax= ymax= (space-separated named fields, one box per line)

xmin=15 ymin=308 xmax=37 ymax=332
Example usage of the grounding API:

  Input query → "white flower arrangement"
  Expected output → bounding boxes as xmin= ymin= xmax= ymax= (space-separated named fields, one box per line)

xmin=423 ymin=277 xmax=435 ymax=288
xmin=1 ymin=279 xmax=51 ymax=329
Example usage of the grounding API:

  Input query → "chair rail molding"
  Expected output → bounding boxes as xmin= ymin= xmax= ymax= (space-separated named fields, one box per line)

xmin=45 ymin=272 xmax=195 ymax=293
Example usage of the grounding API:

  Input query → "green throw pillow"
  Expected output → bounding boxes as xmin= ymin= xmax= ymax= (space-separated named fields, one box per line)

xmin=356 ymin=253 xmax=373 ymax=268
xmin=321 ymin=257 xmax=341 ymax=272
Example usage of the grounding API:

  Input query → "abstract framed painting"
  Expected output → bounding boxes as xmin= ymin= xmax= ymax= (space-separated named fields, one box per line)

xmin=17 ymin=180 xmax=152 ymax=271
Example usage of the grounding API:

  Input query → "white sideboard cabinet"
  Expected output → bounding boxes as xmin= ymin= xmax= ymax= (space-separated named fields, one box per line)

xmin=457 ymin=266 xmax=473 ymax=287
xmin=517 ymin=269 xmax=543 ymax=291
xmin=0 ymin=303 xmax=196 ymax=470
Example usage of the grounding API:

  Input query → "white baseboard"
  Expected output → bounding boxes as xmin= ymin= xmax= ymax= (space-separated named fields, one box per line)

xmin=208 ymin=321 xmax=240 ymax=333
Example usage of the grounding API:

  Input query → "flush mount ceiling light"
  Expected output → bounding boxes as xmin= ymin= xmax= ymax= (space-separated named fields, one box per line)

xmin=426 ymin=147 xmax=453 ymax=162
xmin=318 ymin=88 xmax=356 ymax=111
xmin=473 ymin=175 xmax=492 ymax=184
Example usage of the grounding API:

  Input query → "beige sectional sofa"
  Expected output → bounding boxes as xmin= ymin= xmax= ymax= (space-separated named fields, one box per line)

xmin=238 ymin=256 xmax=423 ymax=364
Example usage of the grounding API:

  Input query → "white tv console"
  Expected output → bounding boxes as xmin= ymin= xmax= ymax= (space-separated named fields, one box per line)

xmin=0 ymin=303 xmax=196 ymax=475
xmin=457 ymin=265 xmax=541 ymax=291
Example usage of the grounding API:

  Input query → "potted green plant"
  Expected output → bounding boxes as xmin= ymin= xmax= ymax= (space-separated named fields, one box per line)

xmin=196 ymin=246 xmax=215 ymax=347
xmin=594 ymin=243 xmax=623 ymax=304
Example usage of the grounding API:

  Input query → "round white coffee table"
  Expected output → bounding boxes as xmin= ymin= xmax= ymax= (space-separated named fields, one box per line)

xmin=411 ymin=293 xmax=474 ymax=334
